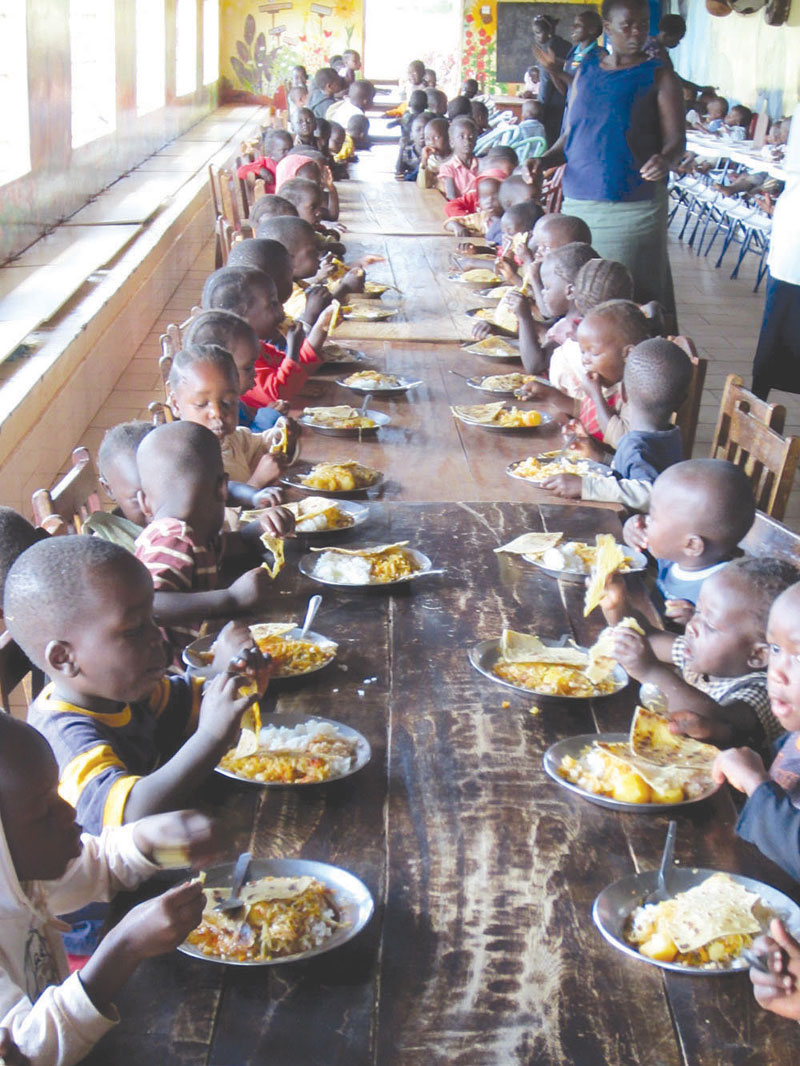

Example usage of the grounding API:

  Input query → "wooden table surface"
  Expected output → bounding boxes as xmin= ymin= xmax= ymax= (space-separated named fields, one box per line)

xmin=88 ymin=145 xmax=800 ymax=1064
xmin=87 ymin=502 xmax=800 ymax=1066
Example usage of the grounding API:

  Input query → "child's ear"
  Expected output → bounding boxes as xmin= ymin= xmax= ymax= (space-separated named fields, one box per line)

xmin=565 ymin=281 xmax=575 ymax=302
xmin=167 ymin=391 xmax=181 ymax=419
xmin=621 ymin=343 xmax=635 ymax=361
xmin=619 ymin=381 xmax=628 ymax=404
xmin=98 ymin=475 xmax=116 ymax=503
xmin=137 ymin=489 xmax=154 ymax=524
xmin=45 ymin=640 xmax=79 ymax=678
xmin=748 ymin=640 xmax=769 ymax=670
xmin=683 ymin=533 xmax=706 ymax=559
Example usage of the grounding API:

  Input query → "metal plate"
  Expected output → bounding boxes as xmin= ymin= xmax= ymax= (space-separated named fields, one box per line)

xmin=506 ymin=457 xmax=613 ymax=482
xmin=453 ymin=409 xmax=553 ymax=433
xmin=320 ymin=343 xmax=367 ymax=364
xmin=183 ymin=628 xmax=337 ymax=680
xmin=543 ymin=733 xmax=720 ymax=811
xmin=465 ymin=375 xmax=537 ymax=396
xmin=299 ymin=547 xmax=435 ymax=588
xmin=280 ymin=462 xmax=383 ymax=497
xmin=593 ymin=867 xmax=800 ymax=974
xmin=178 ymin=857 xmax=374 ymax=966
xmin=460 ymin=340 xmax=521 ymax=361
xmin=214 ymin=711 xmax=371 ymax=789
xmin=342 ymin=307 xmax=397 ymax=321
xmin=468 ymin=637 xmax=628 ymax=701
xmin=464 ymin=307 xmax=517 ymax=337
xmin=447 ymin=272 xmax=502 ymax=289
xmin=298 ymin=410 xmax=390 ymax=437
xmin=521 ymin=544 xmax=648 ymax=584
xmin=335 ymin=375 xmax=422 ymax=395
xmin=292 ymin=500 xmax=370 ymax=537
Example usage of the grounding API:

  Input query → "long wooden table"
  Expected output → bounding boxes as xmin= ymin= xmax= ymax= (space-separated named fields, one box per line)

xmin=87 ymin=145 xmax=800 ymax=1064
xmin=86 ymin=501 xmax=800 ymax=1065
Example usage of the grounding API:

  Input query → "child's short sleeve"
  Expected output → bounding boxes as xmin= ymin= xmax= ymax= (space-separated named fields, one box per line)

xmin=27 ymin=678 xmax=200 ymax=835
xmin=134 ymin=518 xmax=217 ymax=593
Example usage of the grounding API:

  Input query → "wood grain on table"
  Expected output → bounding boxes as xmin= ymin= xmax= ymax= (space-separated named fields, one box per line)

xmin=86 ymin=503 xmax=800 ymax=1066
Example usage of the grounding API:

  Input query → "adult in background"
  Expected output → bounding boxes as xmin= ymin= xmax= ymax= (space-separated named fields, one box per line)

xmin=751 ymin=103 xmax=800 ymax=399
xmin=532 ymin=0 xmax=685 ymax=322
xmin=535 ymin=9 xmax=608 ymax=97
xmin=530 ymin=14 xmax=571 ymax=146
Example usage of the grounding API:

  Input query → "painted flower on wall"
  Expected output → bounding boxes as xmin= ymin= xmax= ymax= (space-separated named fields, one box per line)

xmin=462 ymin=0 xmax=499 ymax=92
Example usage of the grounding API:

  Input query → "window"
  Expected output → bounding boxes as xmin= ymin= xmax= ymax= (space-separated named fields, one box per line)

xmin=70 ymin=0 xmax=116 ymax=148
xmin=136 ymin=0 xmax=166 ymax=116
xmin=175 ymin=0 xmax=197 ymax=97
xmin=203 ymin=0 xmax=219 ymax=85
xmin=0 ymin=2 xmax=30 ymax=185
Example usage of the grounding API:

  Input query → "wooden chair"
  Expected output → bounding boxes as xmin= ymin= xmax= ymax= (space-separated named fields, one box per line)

xmin=740 ymin=509 xmax=800 ymax=566
xmin=215 ymin=215 xmax=237 ymax=266
xmin=669 ymin=335 xmax=706 ymax=459
xmin=31 ymin=447 xmax=101 ymax=534
xmin=712 ymin=373 xmax=786 ymax=444
xmin=149 ymin=401 xmax=173 ymax=426
xmin=542 ymin=165 xmax=565 ymax=215
xmin=0 ymin=629 xmax=44 ymax=714
xmin=710 ymin=375 xmax=800 ymax=520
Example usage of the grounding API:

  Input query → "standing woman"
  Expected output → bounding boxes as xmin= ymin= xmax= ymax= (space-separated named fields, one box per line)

xmin=533 ymin=0 xmax=685 ymax=322
xmin=530 ymin=15 xmax=571 ymax=146
xmin=751 ymin=103 xmax=800 ymax=400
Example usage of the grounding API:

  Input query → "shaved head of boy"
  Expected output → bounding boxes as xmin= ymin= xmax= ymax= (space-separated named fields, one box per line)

xmin=226 ymin=239 xmax=293 ymax=303
xmin=279 ymin=177 xmax=325 ymax=225
xmin=137 ymin=422 xmax=227 ymax=543
xmin=501 ymin=200 xmax=544 ymax=237
xmin=4 ymin=535 xmax=166 ymax=706
xmin=200 ymin=265 xmax=284 ymax=340
xmin=248 ymin=195 xmax=298 ymax=230
xmin=254 ymin=216 xmax=320 ymax=279
xmin=645 ymin=459 xmax=755 ymax=568
xmin=182 ymin=309 xmax=261 ymax=394
xmin=623 ymin=338 xmax=693 ymax=421
xmin=97 ymin=420 xmax=154 ymax=526
xmin=530 ymin=213 xmax=593 ymax=258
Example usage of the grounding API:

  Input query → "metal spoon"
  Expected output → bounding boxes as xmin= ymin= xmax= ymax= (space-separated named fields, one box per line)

xmin=448 ymin=369 xmax=473 ymax=381
xmin=360 ymin=393 xmax=371 ymax=415
xmin=214 ymin=851 xmax=252 ymax=914
xmin=644 ymin=821 xmax=677 ymax=906
xmin=299 ymin=594 xmax=322 ymax=639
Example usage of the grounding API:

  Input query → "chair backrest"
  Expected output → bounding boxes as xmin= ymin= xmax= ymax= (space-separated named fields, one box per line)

xmin=710 ymin=377 xmax=800 ymax=519
xmin=542 ymin=165 xmax=565 ymax=215
xmin=31 ymin=447 xmax=101 ymax=534
xmin=514 ymin=136 xmax=546 ymax=163
xmin=149 ymin=400 xmax=173 ymax=426
xmin=712 ymin=373 xmax=786 ymax=452
xmin=669 ymin=335 xmax=706 ymax=459
xmin=740 ymin=509 xmax=800 ymax=565
xmin=0 ymin=629 xmax=44 ymax=715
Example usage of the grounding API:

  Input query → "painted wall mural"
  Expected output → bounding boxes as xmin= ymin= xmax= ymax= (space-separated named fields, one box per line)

xmin=220 ymin=0 xmax=364 ymax=102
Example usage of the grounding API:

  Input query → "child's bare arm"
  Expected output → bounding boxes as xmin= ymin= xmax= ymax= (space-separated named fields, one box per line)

xmin=121 ymin=670 xmax=262 ymax=822
xmin=444 ymin=176 xmax=457 ymax=200
xmin=80 ymin=880 xmax=206 ymax=1015
xmin=581 ymin=373 xmax=615 ymax=431
xmin=506 ymin=292 xmax=547 ymax=374
xmin=152 ymin=565 xmax=277 ymax=625
xmin=613 ymin=630 xmax=759 ymax=744
xmin=515 ymin=378 xmax=579 ymax=415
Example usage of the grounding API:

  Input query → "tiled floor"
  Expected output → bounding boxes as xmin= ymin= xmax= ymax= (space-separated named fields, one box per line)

xmin=56 ymin=154 xmax=800 ymax=530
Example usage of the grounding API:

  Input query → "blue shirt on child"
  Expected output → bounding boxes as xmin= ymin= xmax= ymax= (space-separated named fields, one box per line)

xmin=737 ymin=733 xmax=800 ymax=881
xmin=612 ymin=425 xmax=682 ymax=483
xmin=656 ymin=558 xmax=730 ymax=605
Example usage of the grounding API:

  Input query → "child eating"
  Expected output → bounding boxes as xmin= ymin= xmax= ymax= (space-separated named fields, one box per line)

xmin=713 ymin=579 xmax=800 ymax=880
xmin=543 ymin=337 xmax=691 ymax=507
xmin=417 ymin=117 xmax=450 ymax=189
xmin=167 ymin=344 xmax=295 ymax=498
xmin=0 ymin=713 xmax=221 ymax=1064
xmin=607 ymin=556 xmax=797 ymax=747
xmin=5 ymin=533 xmax=271 ymax=831
xmin=200 ymin=263 xmax=332 ymax=405
xmin=134 ymin=421 xmax=293 ymax=662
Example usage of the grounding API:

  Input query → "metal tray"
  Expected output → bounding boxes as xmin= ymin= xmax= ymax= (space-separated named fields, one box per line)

xmin=299 ymin=547 xmax=436 ymax=588
xmin=468 ymin=637 xmax=628 ymax=701
xmin=178 ymin=857 xmax=374 ymax=966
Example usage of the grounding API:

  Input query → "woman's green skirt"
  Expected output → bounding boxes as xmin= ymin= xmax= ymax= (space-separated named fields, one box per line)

xmin=562 ymin=184 xmax=675 ymax=321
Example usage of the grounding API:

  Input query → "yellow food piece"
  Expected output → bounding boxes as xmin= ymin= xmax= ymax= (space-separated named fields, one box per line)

xmin=493 ymin=661 xmax=616 ymax=697
xmin=300 ymin=461 xmax=379 ymax=492
xmin=653 ymin=785 xmax=685 ymax=805
xmin=260 ymin=533 xmax=285 ymax=579
xmin=269 ymin=421 xmax=289 ymax=455
xmin=250 ymin=634 xmax=336 ymax=677
xmin=343 ymin=370 xmax=401 ymax=388
xmin=584 ymin=534 xmax=629 ymax=617
xmin=639 ymin=932 xmax=678 ymax=962
xmin=611 ymin=772 xmax=652 ymax=805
